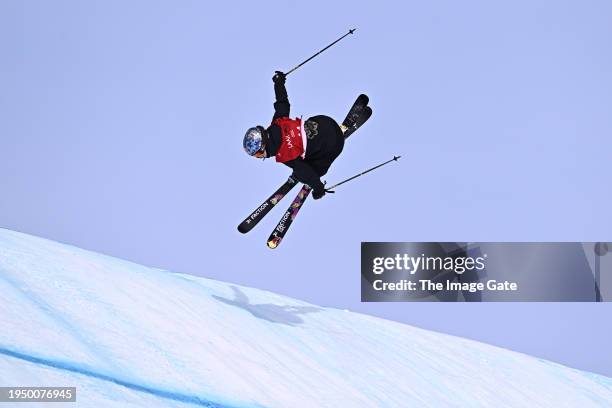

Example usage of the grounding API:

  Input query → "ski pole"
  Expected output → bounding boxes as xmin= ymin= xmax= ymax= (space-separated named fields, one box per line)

xmin=594 ymin=242 xmax=610 ymax=302
xmin=326 ymin=156 xmax=401 ymax=192
xmin=285 ymin=28 xmax=357 ymax=76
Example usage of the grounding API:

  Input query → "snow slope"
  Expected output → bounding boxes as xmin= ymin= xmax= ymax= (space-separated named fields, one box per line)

xmin=0 ymin=229 xmax=611 ymax=408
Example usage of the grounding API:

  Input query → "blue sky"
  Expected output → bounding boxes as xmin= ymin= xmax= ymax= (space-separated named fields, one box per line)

xmin=1 ymin=1 xmax=611 ymax=376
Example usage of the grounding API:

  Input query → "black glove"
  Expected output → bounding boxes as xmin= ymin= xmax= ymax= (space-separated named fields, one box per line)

xmin=272 ymin=71 xmax=286 ymax=85
xmin=312 ymin=180 xmax=336 ymax=200
xmin=312 ymin=187 xmax=326 ymax=200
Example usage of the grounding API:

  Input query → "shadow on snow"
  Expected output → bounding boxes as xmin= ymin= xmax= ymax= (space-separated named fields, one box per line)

xmin=213 ymin=286 xmax=320 ymax=326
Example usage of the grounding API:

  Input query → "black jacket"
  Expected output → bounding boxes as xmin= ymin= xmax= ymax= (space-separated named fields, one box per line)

xmin=265 ymin=81 xmax=344 ymax=195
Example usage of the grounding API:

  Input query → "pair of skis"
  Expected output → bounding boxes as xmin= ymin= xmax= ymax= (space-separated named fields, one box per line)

xmin=341 ymin=94 xmax=371 ymax=138
xmin=237 ymin=176 xmax=310 ymax=248
xmin=238 ymin=94 xmax=371 ymax=248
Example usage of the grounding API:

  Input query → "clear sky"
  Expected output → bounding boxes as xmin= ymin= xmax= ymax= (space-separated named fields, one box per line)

xmin=1 ymin=0 xmax=611 ymax=376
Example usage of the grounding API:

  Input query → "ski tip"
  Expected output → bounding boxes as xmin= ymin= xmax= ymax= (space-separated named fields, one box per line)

xmin=237 ymin=224 xmax=249 ymax=234
xmin=267 ymin=234 xmax=284 ymax=249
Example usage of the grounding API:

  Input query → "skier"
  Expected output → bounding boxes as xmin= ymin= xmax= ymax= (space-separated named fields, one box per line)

xmin=243 ymin=71 xmax=345 ymax=200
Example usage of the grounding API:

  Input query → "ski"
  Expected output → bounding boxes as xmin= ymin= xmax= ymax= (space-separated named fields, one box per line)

xmin=237 ymin=177 xmax=298 ymax=234
xmin=266 ymin=184 xmax=312 ymax=249
xmin=341 ymin=94 xmax=371 ymax=138
xmin=343 ymin=106 xmax=372 ymax=139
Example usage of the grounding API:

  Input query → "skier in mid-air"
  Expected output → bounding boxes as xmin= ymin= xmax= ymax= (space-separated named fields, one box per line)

xmin=237 ymin=29 xmax=395 ymax=248
xmin=243 ymin=71 xmax=348 ymax=200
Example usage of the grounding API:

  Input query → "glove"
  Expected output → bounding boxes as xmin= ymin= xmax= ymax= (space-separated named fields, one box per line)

xmin=272 ymin=71 xmax=286 ymax=85
xmin=312 ymin=187 xmax=326 ymax=200
xmin=312 ymin=180 xmax=336 ymax=200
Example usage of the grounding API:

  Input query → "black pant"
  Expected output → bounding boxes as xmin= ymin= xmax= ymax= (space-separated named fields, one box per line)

xmin=304 ymin=115 xmax=345 ymax=175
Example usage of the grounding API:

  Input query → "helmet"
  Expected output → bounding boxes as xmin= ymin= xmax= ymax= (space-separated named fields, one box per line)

xmin=243 ymin=126 xmax=267 ymax=158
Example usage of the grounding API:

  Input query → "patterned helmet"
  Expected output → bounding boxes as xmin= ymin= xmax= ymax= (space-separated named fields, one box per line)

xmin=243 ymin=126 xmax=267 ymax=157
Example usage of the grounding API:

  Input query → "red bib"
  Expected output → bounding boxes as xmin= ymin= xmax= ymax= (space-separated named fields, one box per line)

xmin=273 ymin=117 xmax=305 ymax=163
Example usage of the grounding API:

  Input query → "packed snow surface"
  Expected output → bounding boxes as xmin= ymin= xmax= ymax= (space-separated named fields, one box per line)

xmin=1 ymin=228 xmax=611 ymax=407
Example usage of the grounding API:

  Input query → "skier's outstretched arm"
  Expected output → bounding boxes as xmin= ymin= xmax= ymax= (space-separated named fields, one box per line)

xmin=272 ymin=71 xmax=290 ymax=119
xmin=284 ymin=159 xmax=325 ymax=198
